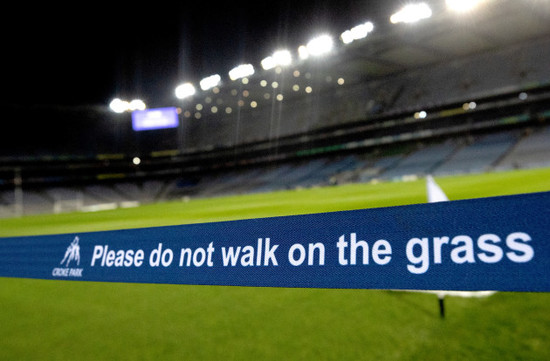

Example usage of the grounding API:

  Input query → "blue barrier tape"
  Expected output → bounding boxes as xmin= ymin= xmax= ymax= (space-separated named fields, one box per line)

xmin=1 ymin=192 xmax=549 ymax=291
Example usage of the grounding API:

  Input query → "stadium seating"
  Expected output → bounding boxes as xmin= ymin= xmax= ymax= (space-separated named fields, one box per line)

xmin=434 ymin=131 xmax=520 ymax=175
xmin=495 ymin=127 xmax=550 ymax=170
xmin=380 ymin=140 xmax=458 ymax=180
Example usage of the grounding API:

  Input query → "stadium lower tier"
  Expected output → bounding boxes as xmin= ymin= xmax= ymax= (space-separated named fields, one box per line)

xmin=1 ymin=124 xmax=549 ymax=217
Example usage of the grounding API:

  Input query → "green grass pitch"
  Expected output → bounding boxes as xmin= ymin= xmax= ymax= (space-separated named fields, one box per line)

xmin=1 ymin=168 xmax=550 ymax=360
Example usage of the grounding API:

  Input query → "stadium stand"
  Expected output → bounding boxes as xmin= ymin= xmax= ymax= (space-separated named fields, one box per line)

xmin=434 ymin=131 xmax=522 ymax=175
xmin=380 ymin=140 xmax=458 ymax=180
xmin=495 ymin=127 xmax=550 ymax=171
xmin=1 ymin=121 xmax=550 ymax=216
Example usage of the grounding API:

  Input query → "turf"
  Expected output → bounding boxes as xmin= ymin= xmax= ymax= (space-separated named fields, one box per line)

xmin=1 ymin=168 xmax=550 ymax=360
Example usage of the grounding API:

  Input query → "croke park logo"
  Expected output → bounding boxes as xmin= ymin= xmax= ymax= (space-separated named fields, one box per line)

xmin=52 ymin=236 xmax=83 ymax=278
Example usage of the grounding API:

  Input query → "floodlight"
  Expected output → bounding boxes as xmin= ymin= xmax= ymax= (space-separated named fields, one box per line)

xmin=341 ymin=22 xmax=374 ymax=44
xmin=414 ymin=110 xmax=428 ymax=119
xmin=129 ymin=99 xmax=146 ymax=111
xmin=273 ymin=50 xmax=292 ymax=66
xmin=200 ymin=74 xmax=221 ymax=91
xmin=229 ymin=64 xmax=255 ymax=81
xmin=298 ymin=45 xmax=309 ymax=60
xmin=341 ymin=30 xmax=354 ymax=45
xmin=261 ymin=56 xmax=276 ymax=70
xmin=109 ymin=98 xmax=129 ymax=113
xmin=446 ymin=0 xmax=484 ymax=12
xmin=306 ymin=35 xmax=333 ymax=57
xmin=390 ymin=3 xmax=432 ymax=24
xmin=175 ymin=82 xmax=196 ymax=99
xmin=262 ymin=50 xmax=292 ymax=70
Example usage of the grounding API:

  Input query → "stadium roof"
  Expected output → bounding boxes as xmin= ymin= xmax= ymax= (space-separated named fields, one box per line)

xmin=335 ymin=0 xmax=550 ymax=79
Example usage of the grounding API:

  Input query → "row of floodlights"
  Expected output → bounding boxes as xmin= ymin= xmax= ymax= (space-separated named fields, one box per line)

xmin=109 ymin=98 xmax=146 ymax=113
xmin=112 ymin=1 xmax=488 ymax=109
xmin=173 ymin=1 xmax=488 ymax=101
xmin=174 ymin=30 xmax=358 ymax=100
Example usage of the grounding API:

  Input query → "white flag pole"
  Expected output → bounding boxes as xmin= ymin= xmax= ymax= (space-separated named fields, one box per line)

xmin=425 ymin=175 xmax=496 ymax=318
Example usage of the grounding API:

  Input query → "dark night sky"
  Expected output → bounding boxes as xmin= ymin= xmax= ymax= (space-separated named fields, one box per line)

xmin=3 ymin=1 xmax=394 ymax=108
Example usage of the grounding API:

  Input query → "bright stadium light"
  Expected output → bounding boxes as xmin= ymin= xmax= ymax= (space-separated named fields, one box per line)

xmin=446 ymin=0 xmax=484 ymax=13
xmin=200 ymin=74 xmax=221 ymax=91
xmin=390 ymin=3 xmax=432 ymax=24
xmin=129 ymin=99 xmax=146 ymax=111
xmin=229 ymin=64 xmax=255 ymax=81
xmin=306 ymin=35 xmax=333 ymax=57
xmin=341 ymin=21 xmax=374 ymax=44
xmin=261 ymin=49 xmax=292 ymax=70
xmin=273 ymin=50 xmax=292 ymax=66
xmin=414 ymin=110 xmax=428 ymax=119
xmin=261 ymin=56 xmax=276 ymax=70
xmin=109 ymin=98 xmax=130 ymax=113
xmin=298 ymin=45 xmax=309 ymax=60
xmin=341 ymin=31 xmax=354 ymax=45
xmin=110 ymin=98 xmax=146 ymax=113
xmin=175 ymin=82 xmax=196 ymax=99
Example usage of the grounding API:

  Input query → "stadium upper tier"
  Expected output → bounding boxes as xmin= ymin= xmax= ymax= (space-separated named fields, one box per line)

xmin=178 ymin=37 xmax=550 ymax=152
